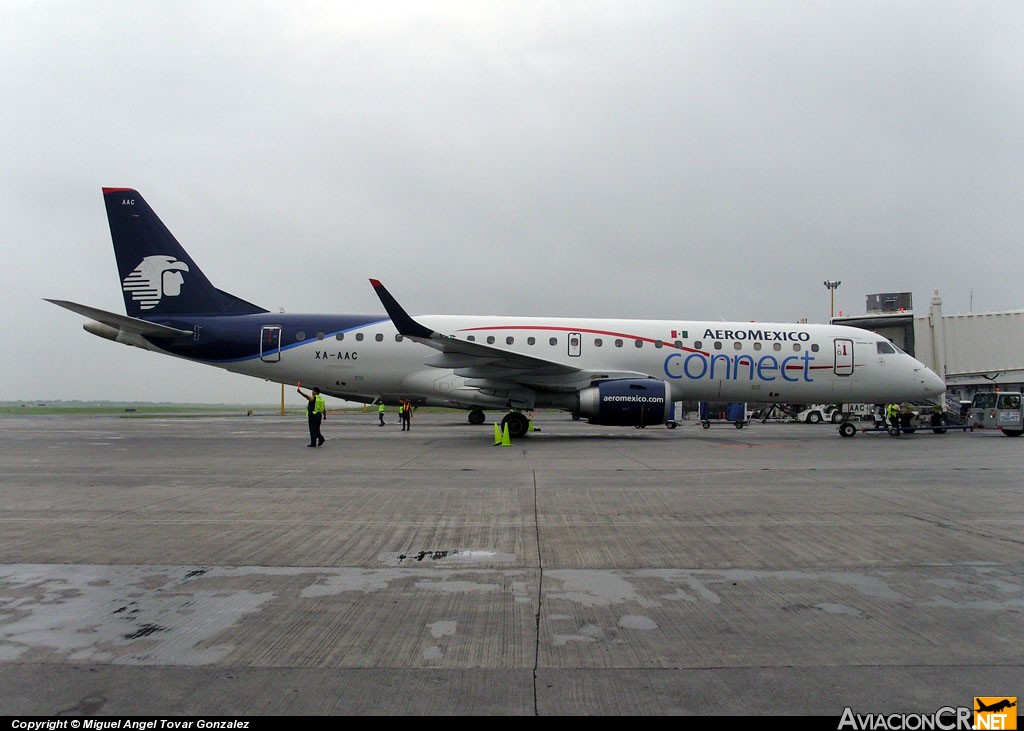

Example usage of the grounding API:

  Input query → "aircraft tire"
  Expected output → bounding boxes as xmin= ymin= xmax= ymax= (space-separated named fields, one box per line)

xmin=468 ymin=409 xmax=486 ymax=425
xmin=501 ymin=412 xmax=530 ymax=439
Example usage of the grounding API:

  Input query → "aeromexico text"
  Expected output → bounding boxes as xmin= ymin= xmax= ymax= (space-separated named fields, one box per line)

xmin=664 ymin=329 xmax=817 ymax=384
xmin=698 ymin=328 xmax=811 ymax=342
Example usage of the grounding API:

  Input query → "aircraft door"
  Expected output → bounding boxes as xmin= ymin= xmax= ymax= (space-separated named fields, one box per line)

xmin=261 ymin=325 xmax=281 ymax=363
xmin=834 ymin=338 xmax=854 ymax=376
xmin=568 ymin=332 xmax=582 ymax=358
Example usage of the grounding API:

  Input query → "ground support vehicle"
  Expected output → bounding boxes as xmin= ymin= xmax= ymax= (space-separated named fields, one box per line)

xmin=967 ymin=391 xmax=1024 ymax=437
xmin=795 ymin=404 xmax=844 ymax=424
xmin=699 ymin=401 xmax=749 ymax=429
xmin=838 ymin=408 xmax=972 ymax=438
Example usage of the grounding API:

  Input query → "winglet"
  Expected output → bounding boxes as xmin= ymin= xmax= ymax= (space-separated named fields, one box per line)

xmin=369 ymin=279 xmax=434 ymax=339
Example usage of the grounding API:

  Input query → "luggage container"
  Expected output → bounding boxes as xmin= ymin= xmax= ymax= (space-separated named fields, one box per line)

xmin=699 ymin=401 xmax=749 ymax=429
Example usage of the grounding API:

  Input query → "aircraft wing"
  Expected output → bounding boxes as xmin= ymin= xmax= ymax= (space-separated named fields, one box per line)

xmin=369 ymin=280 xmax=650 ymax=392
xmin=45 ymin=299 xmax=194 ymax=338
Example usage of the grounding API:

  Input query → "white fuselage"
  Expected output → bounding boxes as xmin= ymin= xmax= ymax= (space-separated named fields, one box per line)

xmin=157 ymin=314 xmax=948 ymax=410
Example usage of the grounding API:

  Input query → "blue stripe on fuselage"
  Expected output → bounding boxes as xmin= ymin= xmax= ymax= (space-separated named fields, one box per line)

xmin=139 ymin=314 xmax=390 ymax=363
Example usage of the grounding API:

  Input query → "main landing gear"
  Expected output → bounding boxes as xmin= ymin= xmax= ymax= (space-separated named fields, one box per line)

xmin=500 ymin=411 xmax=531 ymax=439
xmin=465 ymin=409 xmax=529 ymax=439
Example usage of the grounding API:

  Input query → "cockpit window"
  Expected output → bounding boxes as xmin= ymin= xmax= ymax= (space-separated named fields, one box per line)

xmin=877 ymin=341 xmax=897 ymax=355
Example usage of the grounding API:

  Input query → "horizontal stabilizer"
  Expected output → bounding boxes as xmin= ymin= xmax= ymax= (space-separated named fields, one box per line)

xmin=45 ymin=299 xmax=193 ymax=338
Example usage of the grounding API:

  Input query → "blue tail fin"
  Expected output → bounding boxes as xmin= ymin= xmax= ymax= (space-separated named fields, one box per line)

xmin=103 ymin=187 xmax=267 ymax=317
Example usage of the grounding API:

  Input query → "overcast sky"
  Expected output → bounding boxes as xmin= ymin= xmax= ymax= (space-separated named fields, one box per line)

xmin=3 ymin=1 xmax=1022 ymax=403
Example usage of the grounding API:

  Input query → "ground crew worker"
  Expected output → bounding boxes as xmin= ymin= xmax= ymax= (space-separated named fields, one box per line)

xmin=378 ymin=401 xmax=386 ymax=426
xmin=886 ymin=402 xmax=901 ymax=435
xmin=400 ymin=399 xmax=412 ymax=431
xmin=297 ymin=382 xmax=326 ymax=447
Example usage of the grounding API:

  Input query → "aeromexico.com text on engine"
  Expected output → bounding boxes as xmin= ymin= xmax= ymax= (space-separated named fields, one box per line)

xmin=602 ymin=395 xmax=667 ymax=403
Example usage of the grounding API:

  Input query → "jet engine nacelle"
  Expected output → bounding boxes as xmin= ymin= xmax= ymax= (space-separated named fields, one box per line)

xmin=577 ymin=378 xmax=673 ymax=427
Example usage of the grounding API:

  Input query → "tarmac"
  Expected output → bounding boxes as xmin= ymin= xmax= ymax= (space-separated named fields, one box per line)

xmin=0 ymin=410 xmax=1021 ymax=717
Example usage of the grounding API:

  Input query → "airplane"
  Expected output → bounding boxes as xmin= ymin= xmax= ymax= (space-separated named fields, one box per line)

xmin=976 ymin=699 xmax=1017 ymax=714
xmin=47 ymin=187 xmax=947 ymax=439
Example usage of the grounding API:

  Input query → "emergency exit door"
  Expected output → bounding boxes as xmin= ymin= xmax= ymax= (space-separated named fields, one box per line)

xmin=568 ymin=332 xmax=582 ymax=357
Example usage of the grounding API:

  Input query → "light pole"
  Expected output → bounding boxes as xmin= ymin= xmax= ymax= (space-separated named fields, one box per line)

xmin=824 ymin=280 xmax=841 ymax=322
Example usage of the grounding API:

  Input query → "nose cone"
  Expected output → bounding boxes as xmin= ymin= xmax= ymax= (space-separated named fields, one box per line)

xmin=918 ymin=365 xmax=946 ymax=398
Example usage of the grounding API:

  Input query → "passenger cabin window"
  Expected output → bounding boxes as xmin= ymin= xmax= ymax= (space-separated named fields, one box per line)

xmin=733 ymin=342 xmax=742 ymax=350
xmin=773 ymin=343 xmax=782 ymax=351
xmin=810 ymin=344 xmax=819 ymax=352
xmin=336 ymin=333 xmax=344 ymax=341
xmin=506 ymin=336 xmax=515 ymax=345
xmin=594 ymin=338 xmax=603 ymax=347
xmin=549 ymin=337 xmax=557 ymax=346
xmin=674 ymin=340 xmax=683 ymax=349
xmin=713 ymin=342 xmax=723 ymax=350
xmin=753 ymin=342 xmax=762 ymax=351
xmin=375 ymin=333 xmax=383 ymax=342
xmin=296 ymin=331 xmax=306 ymax=341
xmin=792 ymin=343 xmax=801 ymax=352
xmin=395 ymin=335 xmax=403 ymax=342
xmin=487 ymin=336 xmax=495 ymax=344
xmin=693 ymin=341 xmax=701 ymax=349
xmin=316 ymin=332 xmax=324 ymax=340
xmin=634 ymin=339 xmax=643 ymax=348
xmin=467 ymin=335 xmax=476 ymax=342
xmin=355 ymin=333 xmax=364 ymax=341
xmin=614 ymin=339 xmax=623 ymax=348
xmin=527 ymin=337 xmax=536 ymax=345
xmin=654 ymin=341 xmax=663 ymax=348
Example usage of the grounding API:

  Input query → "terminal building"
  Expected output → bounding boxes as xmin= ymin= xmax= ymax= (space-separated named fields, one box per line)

xmin=832 ymin=291 xmax=1024 ymax=403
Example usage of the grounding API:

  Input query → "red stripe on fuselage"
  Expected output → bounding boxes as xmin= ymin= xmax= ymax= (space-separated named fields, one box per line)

xmin=456 ymin=324 xmax=838 ymax=370
xmin=456 ymin=324 xmax=708 ymax=355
